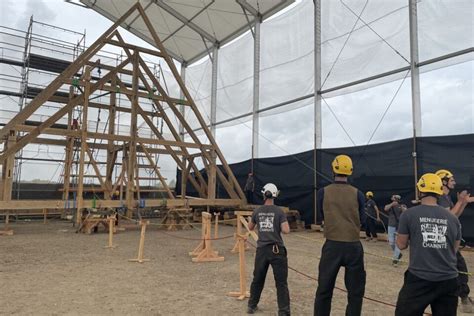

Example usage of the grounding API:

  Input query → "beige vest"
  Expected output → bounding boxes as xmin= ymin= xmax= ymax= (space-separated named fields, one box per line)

xmin=323 ymin=183 xmax=361 ymax=242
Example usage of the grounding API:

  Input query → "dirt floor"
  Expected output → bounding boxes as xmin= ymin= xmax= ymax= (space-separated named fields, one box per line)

xmin=1 ymin=219 xmax=473 ymax=315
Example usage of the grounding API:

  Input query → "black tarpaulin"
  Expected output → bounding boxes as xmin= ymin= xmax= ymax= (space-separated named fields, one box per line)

xmin=177 ymin=134 xmax=474 ymax=243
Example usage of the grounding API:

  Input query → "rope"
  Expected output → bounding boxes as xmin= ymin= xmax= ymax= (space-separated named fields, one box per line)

xmin=364 ymin=211 xmax=388 ymax=233
xmin=244 ymin=240 xmax=414 ymax=313
xmin=118 ymin=213 xmax=235 ymax=241
xmin=156 ymin=229 xmax=235 ymax=241
xmin=289 ymin=233 xmax=472 ymax=276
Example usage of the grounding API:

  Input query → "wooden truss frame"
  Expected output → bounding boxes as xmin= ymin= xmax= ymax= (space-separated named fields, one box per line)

xmin=0 ymin=3 xmax=245 ymax=223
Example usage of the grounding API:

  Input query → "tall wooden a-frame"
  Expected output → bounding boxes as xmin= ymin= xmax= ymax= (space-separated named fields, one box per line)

xmin=0 ymin=3 xmax=245 ymax=223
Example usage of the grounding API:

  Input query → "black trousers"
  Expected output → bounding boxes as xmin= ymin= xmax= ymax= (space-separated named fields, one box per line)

xmin=314 ymin=240 xmax=366 ymax=316
xmin=365 ymin=217 xmax=378 ymax=238
xmin=457 ymin=251 xmax=470 ymax=299
xmin=246 ymin=190 xmax=253 ymax=204
xmin=248 ymin=244 xmax=290 ymax=316
xmin=395 ymin=270 xmax=458 ymax=316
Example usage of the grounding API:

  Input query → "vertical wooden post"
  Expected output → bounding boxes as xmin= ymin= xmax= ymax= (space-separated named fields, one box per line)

xmin=1 ymin=132 xmax=16 ymax=233
xmin=208 ymin=150 xmax=217 ymax=201
xmin=190 ymin=212 xmax=224 ymax=262
xmin=180 ymin=159 xmax=187 ymax=199
xmin=231 ymin=213 xmax=243 ymax=253
xmin=43 ymin=208 xmax=47 ymax=224
xmin=62 ymin=85 xmax=75 ymax=202
xmin=105 ymin=77 xmax=117 ymax=200
xmin=129 ymin=220 xmax=150 ymax=263
xmin=228 ymin=233 xmax=250 ymax=300
xmin=1 ymin=132 xmax=16 ymax=202
xmin=214 ymin=212 xmax=220 ymax=238
xmin=104 ymin=216 xmax=116 ymax=249
xmin=126 ymin=52 xmax=139 ymax=218
xmin=76 ymin=67 xmax=92 ymax=225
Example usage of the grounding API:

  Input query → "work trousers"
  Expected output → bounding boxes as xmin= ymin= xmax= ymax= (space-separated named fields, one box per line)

xmin=388 ymin=225 xmax=401 ymax=259
xmin=314 ymin=240 xmax=366 ymax=316
xmin=248 ymin=244 xmax=290 ymax=316
xmin=365 ymin=217 xmax=378 ymax=238
xmin=246 ymin=190 xmax=254 ymax=204
xmin=457 ymin=251 xmax=470 ymax=299
xmin=395 ymin=270 xmax=458 ymax=316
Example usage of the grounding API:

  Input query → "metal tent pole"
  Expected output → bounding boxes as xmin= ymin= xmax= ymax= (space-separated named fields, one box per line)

xmin=313 ymin=0 xmax=322 ymax=224
xmin=409 ymin=0 xmax=422 ymax=200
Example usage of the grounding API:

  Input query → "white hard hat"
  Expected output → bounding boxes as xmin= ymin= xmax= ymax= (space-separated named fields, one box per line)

xmin=261 ymin=183 xmax=279 ymax=199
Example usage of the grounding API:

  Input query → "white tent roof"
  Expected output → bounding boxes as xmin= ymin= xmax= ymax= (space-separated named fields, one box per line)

xmin=80 ymin=0 xmax=294 ymax=65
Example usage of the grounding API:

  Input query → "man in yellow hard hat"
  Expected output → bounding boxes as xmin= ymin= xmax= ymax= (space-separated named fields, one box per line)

xmin=395 ymin=173 xmax=462 ymax=315
xmin=436 ymin=169 xmax=474 ymax=313
xmin=314 ymin=154 xmax=366 ymax=316
xmin=364 ymin=191 xmax=381 ymax=242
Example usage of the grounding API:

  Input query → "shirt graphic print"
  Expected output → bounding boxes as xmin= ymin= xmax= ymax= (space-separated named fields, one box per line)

xmin=420 ymin=217 xmax=448 ymax=249
xmin=258 ymin=213 xmax=275 ymax=232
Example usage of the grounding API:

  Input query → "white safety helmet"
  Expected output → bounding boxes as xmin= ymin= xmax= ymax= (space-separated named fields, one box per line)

xmin=261 ymin=183 xmax=279 ymax=199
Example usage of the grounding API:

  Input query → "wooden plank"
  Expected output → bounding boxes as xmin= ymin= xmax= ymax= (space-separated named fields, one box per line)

xmin=139 ymin=142 xmax=174 ymax=198
xmin=0 ymin=198 xmax=242 ymax=211
xmin=0 ymin=3 xmax=141 ymax=140
xmin=12 ymin=125 xmax=213 ymax=149
xmin=76 ymin=67 xmax=91 ymax=224
xmin=0 ymin=57 xmax=132 ymax=162
xmin=135 ymin=3 xmax=245 ymax=200
xmin=112 ymin=33 xmax=207 ymax=197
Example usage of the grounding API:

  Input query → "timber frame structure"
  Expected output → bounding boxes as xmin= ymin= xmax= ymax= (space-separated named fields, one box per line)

xmin=0 ymin=3 xmax=245 ymax=223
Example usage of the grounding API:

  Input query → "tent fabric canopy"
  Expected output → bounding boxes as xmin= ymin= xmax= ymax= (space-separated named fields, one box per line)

xmin=79 ymin=0 xmax=294 ymax=64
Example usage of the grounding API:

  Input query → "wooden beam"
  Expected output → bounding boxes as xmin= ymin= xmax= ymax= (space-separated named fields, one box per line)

xmin=105 ymin=76 xmax=117 ymax=200
xmin=139 ymin=142 xmax=174 ymax=199
xmin=11 ymin=125 xmax=213 ymax=149
xmin=104 ymin=39 xmax=165 ymax=58
xmin=126 ymin=52 xmax=139 ymax=215
xmin=136 ymin=4 xmax=245 ymax=200
xmin=0 ymin=57 xmax=132 ymax=162
xmin=0 ymin=198 xmax=243 ymax=211
xmin=0 ymin=2 xmax=140 ymax=140
xmin=1 ymin=133 xmax=16 ymax=202
xmin=76 ymin=67 xmax=91 ymax=224
xmin=112 ymin=32 xmax=208 ymax=198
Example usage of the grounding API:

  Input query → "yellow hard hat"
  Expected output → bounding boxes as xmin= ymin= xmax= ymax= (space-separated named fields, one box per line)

xmin=366 ymin=191 xmax=374 ymax=198
xmin=332 ymin=154 xmax=353 ymax=176
xmin=435 ymin=169 xmax=453 ymax=181
xmin=114 ymin=190 xmax=120 ymax=196
xmin=417 ymin=173 xmax=443 ymax=195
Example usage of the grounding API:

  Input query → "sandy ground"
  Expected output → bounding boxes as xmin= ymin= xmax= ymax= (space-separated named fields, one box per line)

xmin=1 ymin=220 xmax=473 ymax=315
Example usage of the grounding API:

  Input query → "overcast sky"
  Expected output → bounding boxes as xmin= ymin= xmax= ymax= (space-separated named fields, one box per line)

xmin=0 ymin=0 xmax=472 ymax=182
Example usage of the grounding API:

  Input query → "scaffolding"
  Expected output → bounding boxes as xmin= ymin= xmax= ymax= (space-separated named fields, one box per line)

xmin=0 ymin=3 xmax=246 ymax=224
xmin=0 ymin=17 xmax=86 ymax=199
xmin=0 ymin=16 xmax=180 ymax=201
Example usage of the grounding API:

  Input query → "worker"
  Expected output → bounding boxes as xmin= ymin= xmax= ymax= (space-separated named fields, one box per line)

xmin=384 ymin=195 xmax=404 ymax=266
xmin=364 ymin=191 xmax=381 ymax=242
xmin=395 ymin=173 xmax=462 ymax=315
xmin=436 ymin=169 xmax=474 ymax=313
xmin=247 ymin=183 xmax=290 ymax=315
xmin=314 ymin=154 xmax=366 ymax=316
xmin=244 ymin=172 xmax=255 ymax=204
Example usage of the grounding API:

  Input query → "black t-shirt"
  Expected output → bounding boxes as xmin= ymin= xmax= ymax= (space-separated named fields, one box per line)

xmin=438 ymin=194 xmax=454 ymax=209
xmin=388 ymin=205 xmax=403 ymax=228
xmin=251 ymin=205 xmax=287 ymax=248
xmin=398 ymin=205 xmax=461 ymax=281
xmin=365 ymin=199 xmax=377 ymax=217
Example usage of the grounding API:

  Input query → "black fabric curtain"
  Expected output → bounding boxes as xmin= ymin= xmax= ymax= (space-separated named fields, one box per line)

xmin=177 ymin=134 xmax=474 ymax=243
